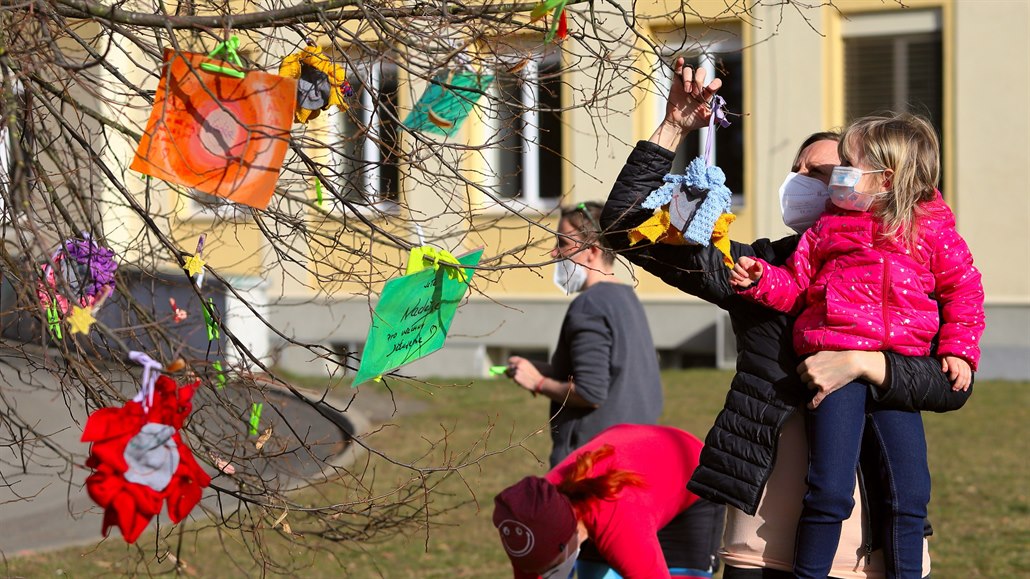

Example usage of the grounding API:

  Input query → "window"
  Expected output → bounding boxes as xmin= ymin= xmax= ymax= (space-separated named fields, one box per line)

xmin=654 ymin=30 xmax=745 ymax=207
xmin=0 ymin=116 xmax=10 ymax=219
xmin=484 ymin=47 xmax=564 ymax=207
xmin=330 ymin=60 xmax=401 ymax=207
xmin=0 ymin=75 xmax=28 ymax=221
xmin=842 ymin=10 xmax=943 ymax=182
xmin=843 ymin=11 xmax=942 ymax=127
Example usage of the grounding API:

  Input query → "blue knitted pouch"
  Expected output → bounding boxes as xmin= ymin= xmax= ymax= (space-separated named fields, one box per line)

xmin=639 ymin=95 xmax=733 ymax=247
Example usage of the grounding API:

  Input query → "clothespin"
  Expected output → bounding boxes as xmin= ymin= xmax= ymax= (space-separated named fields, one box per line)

xmin=46 ymin=302 xmax=62 ymax=340
xmin=212 ymin=360 xmax=226 ymax=389
xmin=405 ymin=246 xmax=468 ymax=283
xmin=202 ymin=298 xmax=220 ymax=342
xmin=200 ymin=36 xmax=246 ymax=79
xmin=314 ymin=178 xmax=324 ymax=208
xmin=489 ymin=365 xmax=508 ymax=376
xmin=248 ymin=402 xmax=263 ymax=436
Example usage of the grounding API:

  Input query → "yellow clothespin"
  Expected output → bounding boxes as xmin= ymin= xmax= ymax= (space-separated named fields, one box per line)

xmin=405 ymin=246 xmax=468 ymax=283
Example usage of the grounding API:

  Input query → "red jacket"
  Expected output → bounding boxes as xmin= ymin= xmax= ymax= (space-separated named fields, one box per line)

xmin=741 ymin=194 xmax=984 ymax=369
xmin=511 ymin=425 xmax=705 ymax=579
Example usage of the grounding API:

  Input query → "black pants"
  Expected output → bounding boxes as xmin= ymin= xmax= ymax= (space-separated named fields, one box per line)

xmin=578 ymin=498 xmax=725 ymax=571
xmin=723 ymin=566 xmax=932 ymax=579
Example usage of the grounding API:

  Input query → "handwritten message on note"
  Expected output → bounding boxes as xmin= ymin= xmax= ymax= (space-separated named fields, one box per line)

xmin=351 ymin=248 xmax=483 ymax=387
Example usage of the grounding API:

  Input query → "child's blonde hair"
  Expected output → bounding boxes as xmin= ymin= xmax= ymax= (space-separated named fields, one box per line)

xmin=839 ymin=112 xmax=940 ymax=246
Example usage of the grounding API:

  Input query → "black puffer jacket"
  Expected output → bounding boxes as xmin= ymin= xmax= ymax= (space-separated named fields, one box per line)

xmin=602 ymin=141 xmax=971 ymax=515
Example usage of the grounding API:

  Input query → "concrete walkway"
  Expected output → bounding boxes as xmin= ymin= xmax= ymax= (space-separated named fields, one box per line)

xmin=0 ymin=346 xmax=400 ymax=556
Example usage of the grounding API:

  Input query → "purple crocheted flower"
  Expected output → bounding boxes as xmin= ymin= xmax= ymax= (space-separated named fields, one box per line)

xmin=61 ymin=237 xmax=118 ymax=299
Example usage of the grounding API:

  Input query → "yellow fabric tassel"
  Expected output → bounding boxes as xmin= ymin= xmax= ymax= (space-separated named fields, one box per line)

xmin=278 ymin=44 xmax=351 ymax=124
xmin=628 ymin=208 xmax=689 ymax=246
xmin=711 ymin=212 xmax=737 ymax=268
xmin=629 ymin=208 xmax=671 ymax=245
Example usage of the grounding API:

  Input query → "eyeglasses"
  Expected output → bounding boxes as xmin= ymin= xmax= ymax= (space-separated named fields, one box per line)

xmin=575 ymin=202 xmax=603 ymax=234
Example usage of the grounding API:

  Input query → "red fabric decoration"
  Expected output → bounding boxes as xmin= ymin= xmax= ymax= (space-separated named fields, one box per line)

xmin=81 ymin=375 xmax=210 ymax=543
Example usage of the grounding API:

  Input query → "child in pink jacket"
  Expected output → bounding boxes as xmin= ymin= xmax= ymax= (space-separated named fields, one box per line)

xmin=730 ymin=112 xmax=984 ymax=579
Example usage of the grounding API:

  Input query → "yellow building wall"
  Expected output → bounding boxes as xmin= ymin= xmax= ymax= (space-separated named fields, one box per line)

xmin=137 ymin=0 xmax=1026 ymax=308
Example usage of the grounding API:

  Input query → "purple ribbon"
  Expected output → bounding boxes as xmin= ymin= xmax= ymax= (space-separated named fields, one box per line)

xmin=129 ymin=351 xmax=164 ymax=414
xmin=703 ymin=95 xmax=731 ymax=166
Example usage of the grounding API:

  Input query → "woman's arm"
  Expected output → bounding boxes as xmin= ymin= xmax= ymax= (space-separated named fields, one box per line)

xmin=797 ymin=350 xmax=972 ymax=412
xmin=506 ymin=356 xmax=597 ymax=408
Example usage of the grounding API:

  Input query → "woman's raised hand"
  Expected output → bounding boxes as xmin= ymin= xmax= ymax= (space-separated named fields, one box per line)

xmin=663 ymin=57 xmax=724 ymax=133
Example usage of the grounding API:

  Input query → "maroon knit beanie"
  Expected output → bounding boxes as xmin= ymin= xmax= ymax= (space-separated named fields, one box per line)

xmin=492 ymin=476 xmax=577 ymax=573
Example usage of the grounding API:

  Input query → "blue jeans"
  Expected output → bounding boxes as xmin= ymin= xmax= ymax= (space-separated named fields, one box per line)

xmin=794 ymin=381 xmax=930 ymax=579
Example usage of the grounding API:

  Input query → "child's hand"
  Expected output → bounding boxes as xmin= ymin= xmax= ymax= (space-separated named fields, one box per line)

xmin=940 ymin=355 xmax=972 ymax=391
xmin=730 ymin=256 xmax=763 ymax=289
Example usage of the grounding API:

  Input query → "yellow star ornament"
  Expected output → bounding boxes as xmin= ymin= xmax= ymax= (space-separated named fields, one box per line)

xmin=183 ymin=254 xmax=206 ymax=278
xmin=67 ymin=306 xmax=96 ymax=335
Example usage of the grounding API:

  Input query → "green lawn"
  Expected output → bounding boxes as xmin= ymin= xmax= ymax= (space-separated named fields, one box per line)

xmin=5 ymin=370 xmax=1028 ymax=578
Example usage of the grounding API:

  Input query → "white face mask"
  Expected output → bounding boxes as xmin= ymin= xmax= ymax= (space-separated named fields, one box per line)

xmin=779 ymin=172 xmax=830 ymax=233
xmin=829 ymin=166 xmax=887 ymax=212
xmin=541 ymin=546 xmax=580 ymax=579
xmin=553 ymin=259 xmax=587 ymax=295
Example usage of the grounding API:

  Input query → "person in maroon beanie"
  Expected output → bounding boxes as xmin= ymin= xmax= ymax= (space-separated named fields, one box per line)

xmin=493 ymin=424 xmax=724 ymax=579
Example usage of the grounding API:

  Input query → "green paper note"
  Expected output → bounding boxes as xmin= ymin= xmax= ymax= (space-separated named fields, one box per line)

xmin=352 ymin=248 xmax=484 ymax=387
xmin=403 ymin=71 xmax=494 ymax=137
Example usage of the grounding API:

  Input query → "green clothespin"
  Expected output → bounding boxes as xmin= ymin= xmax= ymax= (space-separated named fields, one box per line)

xmin=212 ymin=360 xmax=226 ymax=389
xmin=46 ymin=303 xmax=62 ymax=341
xmin=489 ymin=365 xmax=508 ymax=376
xmin=200 ymin=36 xmax=246 ymax=79
xmin=314 ymin=178 xmax=324 ymax=208
xmin=248 ymin=402 xmax=263 ymax=435
xmin=203 ymin=298 xmax=220 ymax=342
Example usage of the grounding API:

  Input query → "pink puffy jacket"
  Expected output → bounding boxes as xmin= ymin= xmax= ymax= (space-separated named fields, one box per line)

xmin=741 ymin=194 xmax=984 ymax=369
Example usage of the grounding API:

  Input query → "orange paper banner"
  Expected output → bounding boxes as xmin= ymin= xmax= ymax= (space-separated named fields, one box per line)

xmin=131 ymin=49 xmax=297 ymax=209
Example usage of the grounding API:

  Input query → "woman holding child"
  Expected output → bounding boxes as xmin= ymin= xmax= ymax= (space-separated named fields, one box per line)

xmin=600 ymin=60 xmax=976 ymax=578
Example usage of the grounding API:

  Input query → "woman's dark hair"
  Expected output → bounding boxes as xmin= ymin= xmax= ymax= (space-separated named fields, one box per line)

xmin=559 ymin=201 xmax=614 ymax=265
xmin=791 ymin=130 xmax=843 ymax=172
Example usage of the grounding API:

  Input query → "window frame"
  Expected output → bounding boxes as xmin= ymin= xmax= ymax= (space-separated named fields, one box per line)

xmin=327 ymin=58 xmax=402 ymax=215
xmin=652 ymin=28 xmax=746 ymax=208
xmin=840 ymin=8 xmax=944 ymax=190
xmin=0 ymin=74 xmax=27 ymax=222
xmin=478 ymin=46 xmax=565 ymax=213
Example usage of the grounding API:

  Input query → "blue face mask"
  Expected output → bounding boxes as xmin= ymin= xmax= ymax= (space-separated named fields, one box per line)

xmin=829 ymin=166 xmax=887 ymax=212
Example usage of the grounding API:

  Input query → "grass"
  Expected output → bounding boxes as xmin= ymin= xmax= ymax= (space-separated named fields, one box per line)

xmin=4 ymin=369 xmax=1028 ymax=578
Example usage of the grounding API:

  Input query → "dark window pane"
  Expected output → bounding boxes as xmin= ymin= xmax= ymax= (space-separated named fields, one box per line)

xmin=494 ymin=73 xmax=523 ymax=199
xmin=672 ymin=53 xmax=744 ymax=199
xmin=537 ymin=56 xmax=564 ymax=199
xmin=714 ymin=52 xmax=743 ymax=196
xmin=907 ymin=37 xmax=943 ymax=128
xmin=338 ymin=75 xmax=366 ymax=202
xmin=844 ymin=37 xmax=896 ymax=118
xmin=336 ymin=65 xmax=401 ymax=203
xmin=376 ymin=70 xmax=400 ymax=200
xmin=844 ymin=31 xmax=943 ymax=189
